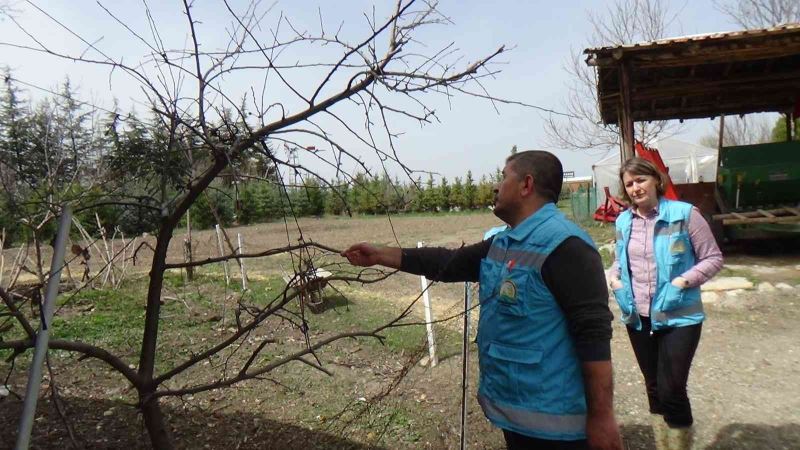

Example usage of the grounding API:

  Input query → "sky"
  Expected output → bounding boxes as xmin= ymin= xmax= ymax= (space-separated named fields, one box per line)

xmin=0 ymin=0 xmax=755 ymax=183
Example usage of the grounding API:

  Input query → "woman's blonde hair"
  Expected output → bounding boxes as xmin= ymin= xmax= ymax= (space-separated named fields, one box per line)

xmin=618 ymin=157 xmax=669 ymax=204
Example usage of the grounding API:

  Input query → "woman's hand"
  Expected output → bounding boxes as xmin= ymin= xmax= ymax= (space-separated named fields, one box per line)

xmin=671 ymin=276 xmax=689 ymax=289
xmin=609 ymin=278 xmax=623 ymax=290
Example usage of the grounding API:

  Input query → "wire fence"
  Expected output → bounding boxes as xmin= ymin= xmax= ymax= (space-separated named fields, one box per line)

xmin=569 ymin=185 xmax=598 ymax=223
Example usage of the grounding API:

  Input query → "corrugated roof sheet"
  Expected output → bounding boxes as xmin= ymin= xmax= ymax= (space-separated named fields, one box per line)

xmin=585 ymin=22 xmax=800 ymax=54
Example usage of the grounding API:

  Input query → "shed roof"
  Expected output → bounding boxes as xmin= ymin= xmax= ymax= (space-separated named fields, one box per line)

xmin=584 ymin=23 xmax=800 ymax=124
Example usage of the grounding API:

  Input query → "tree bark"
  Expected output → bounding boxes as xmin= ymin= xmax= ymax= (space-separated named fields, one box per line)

xmin=141 ymin=396 xmax=173 ymax=450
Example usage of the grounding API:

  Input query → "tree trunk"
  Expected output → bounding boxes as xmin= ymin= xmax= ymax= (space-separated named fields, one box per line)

xmin=141 ymin=396 xmax=173 ymax=449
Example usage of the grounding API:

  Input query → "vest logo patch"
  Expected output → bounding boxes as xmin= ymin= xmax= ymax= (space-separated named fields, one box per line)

xmin=499 ymin=279 xmax=517 ymax=303
xmin=670 ymin=239 xmax=686 ymax=254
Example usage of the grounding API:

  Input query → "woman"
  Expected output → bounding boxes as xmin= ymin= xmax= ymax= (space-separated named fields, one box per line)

xmin=609 ymin=158 xmax=722 ymax=450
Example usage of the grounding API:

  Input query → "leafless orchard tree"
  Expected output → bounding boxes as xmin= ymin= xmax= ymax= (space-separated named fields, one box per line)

xmin=714 ymin=0 xmax=800 ymax=29
xmin=544 ymin=0 xmax=682 ymax=155
xmin=0 ymin=1 xmax=511 ymax=448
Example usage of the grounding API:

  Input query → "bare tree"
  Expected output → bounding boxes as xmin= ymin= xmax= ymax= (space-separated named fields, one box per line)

xmin=0 ymin=1 xmax=510 ymax=448
xmin=714 ymin=0 xmax=800 ymax=29
xmin=544 ymin=0 xmax=682 ymax=155
xmin=699 ymin=115 xmax=776 ymax=148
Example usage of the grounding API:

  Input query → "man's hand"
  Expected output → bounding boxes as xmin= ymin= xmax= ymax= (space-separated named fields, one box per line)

xmin=341 ymin=243 xmax=402 ymax=269
xmin=341 ymin=242 xmax=381 ymax=267
xmin=586 ymin=412 xmax=623 ymax=450
xmin=582 ymin=361 xmax=623 ymax=449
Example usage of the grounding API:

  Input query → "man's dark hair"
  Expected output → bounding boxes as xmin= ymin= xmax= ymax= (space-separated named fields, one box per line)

xmin=506 ymin=150 xmax=563 ymax=203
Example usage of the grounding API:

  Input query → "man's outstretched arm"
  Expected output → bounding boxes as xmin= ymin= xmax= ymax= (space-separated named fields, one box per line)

xmin=342 ymin=239 xmax=492 ymax=283
xmin=341 ymin=243 xmax=402 ymax=269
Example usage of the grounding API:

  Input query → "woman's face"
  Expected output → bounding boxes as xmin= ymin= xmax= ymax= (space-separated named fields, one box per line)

xmin=622 ymin=171 xmax=659 ymax=210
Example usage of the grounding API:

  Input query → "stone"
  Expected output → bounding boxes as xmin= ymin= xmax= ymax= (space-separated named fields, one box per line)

xmin=702 ymin=291 xmax=721 ymax=304
xmin=702 ymin=277 xmax=753 ymax=291
xmin=757 ymin=282 xmax=776 ymax=292
xmin=775 ymin=283 xmax=794 ymax=291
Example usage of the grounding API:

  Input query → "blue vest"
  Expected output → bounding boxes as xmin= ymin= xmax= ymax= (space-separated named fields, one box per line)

xmin=613 ymin=198 xmax=704 ymax=331
xmin=477 ymin=203 xmax=595 ymax=441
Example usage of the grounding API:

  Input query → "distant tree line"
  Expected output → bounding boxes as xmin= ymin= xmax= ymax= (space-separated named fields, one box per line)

xmin=0 ymin=72 xmax=503 ymax=247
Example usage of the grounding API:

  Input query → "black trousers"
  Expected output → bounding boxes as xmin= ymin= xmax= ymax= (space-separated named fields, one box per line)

xmin=626 ymin=316 xmax=702 ymax=427
xmin=502 ymin=430 xmax=588 ymax=450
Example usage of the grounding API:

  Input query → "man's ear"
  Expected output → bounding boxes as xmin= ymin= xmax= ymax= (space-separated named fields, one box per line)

xmin=521 ymin=174 xmax=535 ymax=197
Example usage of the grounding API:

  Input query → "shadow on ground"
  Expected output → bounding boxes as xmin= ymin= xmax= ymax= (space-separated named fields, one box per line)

xmin=621 ymin=424 xmax=656 ymax=450
xmin=621 ymin=423 xmax=800 ymax=450
xmin=705 ymin=423 xmax=800 ymax=450
xmin=1 ymin=395 xmax=386 ymax=450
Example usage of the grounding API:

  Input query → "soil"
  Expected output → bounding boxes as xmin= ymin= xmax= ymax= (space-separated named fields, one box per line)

xmin=2 ymin=213 xmax=799 ymax=449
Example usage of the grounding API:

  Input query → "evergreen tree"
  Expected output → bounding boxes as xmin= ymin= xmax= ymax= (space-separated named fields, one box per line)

xmin=450 ymin=176 xmax=464 ymax=211
xmin=408 ymin=177 xmax=425 ymax=212
xmin=476 ymin=174 xmax=494 ymax=208
xmin=325 ymin=178 xmax=350 ymax=215
xmin=493 ymin=167 xmax=502 ymax=184
xmin=422 ymin=174 xmax=436 ymax=212
xmin=301 ymin=177 xmax=326 ymax=216
xmin=463 ymin=170 xmax=477 ymax=210
xmin=438 ymin=177 xmax=451 ymax=212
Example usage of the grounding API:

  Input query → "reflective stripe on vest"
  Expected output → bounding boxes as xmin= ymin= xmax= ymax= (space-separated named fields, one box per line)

xmin=486 ymin=247 xmax=549 ymax=270
xmin=654 ymin=220 xmax=686 ymax=237
xmin=478 ymin=393 xmax=586 ymax=436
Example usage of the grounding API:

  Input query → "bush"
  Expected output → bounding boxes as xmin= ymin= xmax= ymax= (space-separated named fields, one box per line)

xmin=188 ymin=187 xmax=235 ymax=230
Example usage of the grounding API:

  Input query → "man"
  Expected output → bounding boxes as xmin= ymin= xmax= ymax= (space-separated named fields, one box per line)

xmin=342 ymin=151 xmax=622 ymax=450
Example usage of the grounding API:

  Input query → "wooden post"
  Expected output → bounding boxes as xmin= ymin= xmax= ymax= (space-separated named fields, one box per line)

xmin=237 ymin=233 xmax=247 ymax=291
xmin=215 ymin=224 xmax=230 ymax=286
xmin=618 ymin=61 xmax=635 ymax=163
xmin=417 ymin=241 xmax=438 ymax=367
xmin=787 ymin=112 xmax=793 ymax=142
xmin=184 ymin=209 xmax=194 ymax=281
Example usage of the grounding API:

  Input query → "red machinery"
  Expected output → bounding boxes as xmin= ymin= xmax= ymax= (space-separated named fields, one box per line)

xmin=593 ymin=141 xmax=678 ymax=222
xmin=594 ymin=186 xmax=627 ymax=223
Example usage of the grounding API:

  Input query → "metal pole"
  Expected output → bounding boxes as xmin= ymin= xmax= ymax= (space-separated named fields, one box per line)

xmin=16 ymin=205 xmax=72 ymax=450
xmin=460 ymin=281 xmax=473 ymax=450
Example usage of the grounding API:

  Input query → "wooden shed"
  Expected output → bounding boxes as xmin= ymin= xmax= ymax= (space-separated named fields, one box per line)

xmin=584 ymin=24 xmax=800 ymax=236
xmin=584 ymin=23 xmax=800 ymax=161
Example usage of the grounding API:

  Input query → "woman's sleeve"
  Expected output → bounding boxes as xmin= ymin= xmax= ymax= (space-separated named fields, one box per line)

xmin=681 ymin=207 xmax=724 ymax=287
